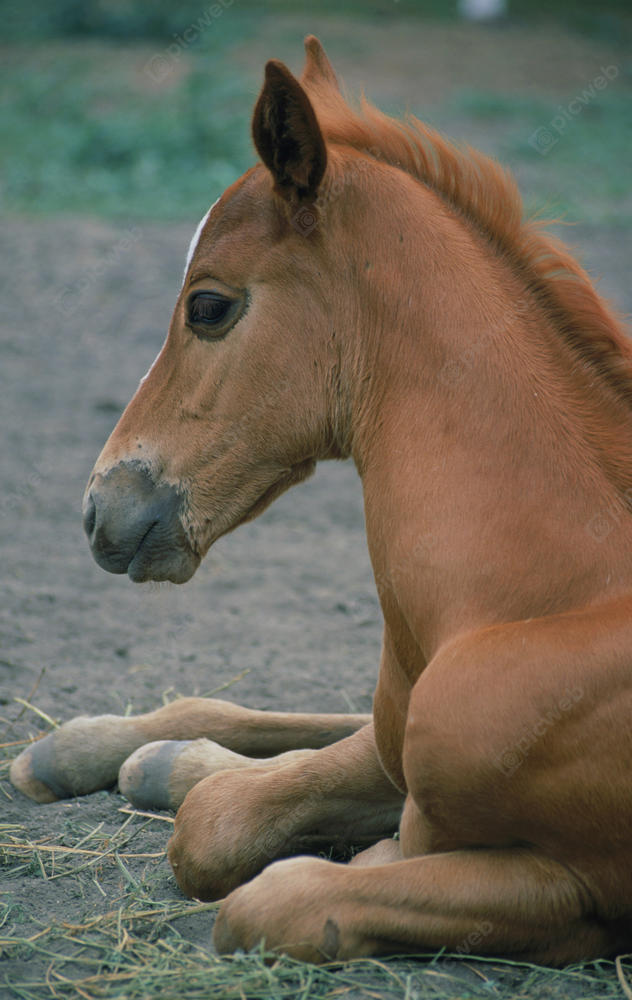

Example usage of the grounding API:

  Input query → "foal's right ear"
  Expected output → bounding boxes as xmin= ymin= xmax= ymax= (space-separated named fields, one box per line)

xmin=252 ymin=60 xmax=327 ymax=202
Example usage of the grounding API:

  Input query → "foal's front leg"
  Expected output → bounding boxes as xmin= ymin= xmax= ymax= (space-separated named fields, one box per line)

xmin=167 ymin=724 xmax=405 ymax=899
xmin=9 ymin=697 xmax=371 ymax=802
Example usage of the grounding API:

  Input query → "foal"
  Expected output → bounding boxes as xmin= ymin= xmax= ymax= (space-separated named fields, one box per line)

xmin=12 ymin=38 xmax=632 ymax=964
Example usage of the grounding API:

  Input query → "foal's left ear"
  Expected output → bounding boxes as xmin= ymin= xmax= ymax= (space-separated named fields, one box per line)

xmin=252 ymin=60 xmax=327 ymax=201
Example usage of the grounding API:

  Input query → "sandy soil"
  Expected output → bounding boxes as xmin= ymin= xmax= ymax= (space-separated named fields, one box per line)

xmin=1 ymin=15 xmax=632 ymax=994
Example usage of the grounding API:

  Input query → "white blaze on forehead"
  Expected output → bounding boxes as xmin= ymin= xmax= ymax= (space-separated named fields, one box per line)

xmin=182 ymin=198 xmax=219 ymax=285
xmin=140 ymin=200 xmax=221 ymax=388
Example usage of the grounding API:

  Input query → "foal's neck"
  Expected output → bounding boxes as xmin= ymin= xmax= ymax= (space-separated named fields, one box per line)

xmin=345 ymin=176 xmax=632 ymax=653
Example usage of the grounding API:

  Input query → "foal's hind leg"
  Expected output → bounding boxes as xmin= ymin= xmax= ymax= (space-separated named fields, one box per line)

xmin=213 ymin=841 xmax=619 ymax=965
xmin=118 ymin=739 xmax=323 ymax=812
xmin=9 ymin=697 xmax=371 ymax=802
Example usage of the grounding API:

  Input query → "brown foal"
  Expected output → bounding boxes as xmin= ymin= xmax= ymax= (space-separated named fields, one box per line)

xmin=11 ymin=37 xmax=632 ymax=964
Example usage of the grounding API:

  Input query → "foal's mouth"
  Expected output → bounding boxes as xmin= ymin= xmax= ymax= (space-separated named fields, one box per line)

xmin=83 ymin=461 xmax=201 ymax=584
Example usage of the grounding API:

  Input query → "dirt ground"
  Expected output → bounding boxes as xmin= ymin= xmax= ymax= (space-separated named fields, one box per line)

xmin=0 ymin=213 xmax=388 ymax=991
xmin=1 ymin=14 xmax=632 ymax=998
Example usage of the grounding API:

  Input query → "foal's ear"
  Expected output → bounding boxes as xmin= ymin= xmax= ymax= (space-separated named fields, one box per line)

xmin=252 ymin=59 xmax=327 ymax=201
xmin=301 ymin=36 xmax=341 ymax=94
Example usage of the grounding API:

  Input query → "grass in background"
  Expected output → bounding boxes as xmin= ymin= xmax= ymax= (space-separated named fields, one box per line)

xmin=2 ymin=0 xmax=632 ymax=42
xmin=1 ymin=1 xmax=630 ymax=226
xmin=2 ymin=46 xmax=630 ymax=225
xmin=448 ymin=90 xmax=632 ymax=226
xmin=0 ymin=0 xmax=630 ymax=222
xmin=0 ymin=28 xmax=256 ymax=220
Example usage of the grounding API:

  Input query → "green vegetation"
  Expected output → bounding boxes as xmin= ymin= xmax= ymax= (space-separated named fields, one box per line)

xmin=0 ymin=0 xmax=629 ymax=224
xmin=448 ymin=90 xmax=632 ymax=226
xmin=0 ymin=34 xmax=256 ymax=220
xmin=1 ymin=36 xmax=629 ymax=225
xmin=1 ymin=0 xmax=631 ymax=43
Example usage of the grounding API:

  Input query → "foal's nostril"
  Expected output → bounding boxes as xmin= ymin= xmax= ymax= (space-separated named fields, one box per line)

xmin=83 ymin=492 xmax=96 ymax=540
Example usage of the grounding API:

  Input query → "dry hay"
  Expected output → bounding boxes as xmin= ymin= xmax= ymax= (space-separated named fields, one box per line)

xmin=2 ymin=708 xmax=632 ymax=1000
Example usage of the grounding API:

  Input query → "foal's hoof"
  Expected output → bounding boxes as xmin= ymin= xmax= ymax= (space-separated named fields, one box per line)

xmin=118 ymin=738 xmax=247 ymax=812
xmin=9 ymin=734 xmax=67 ymax=803
xmin=9 ymin=714 xmax=139 ymax=802
xmin=118 ymin=741 xmax=191 ymax=811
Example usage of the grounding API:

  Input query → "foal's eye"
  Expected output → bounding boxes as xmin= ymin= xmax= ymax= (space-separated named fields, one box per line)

xmin=188 ymin=294 xmax=231 ymax=327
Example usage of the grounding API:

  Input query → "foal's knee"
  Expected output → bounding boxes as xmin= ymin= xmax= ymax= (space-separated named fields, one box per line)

xmin=168 ymin=788 xmax=227 ymax=900
xmin=167 ymin=770 xmax=262 ymax=901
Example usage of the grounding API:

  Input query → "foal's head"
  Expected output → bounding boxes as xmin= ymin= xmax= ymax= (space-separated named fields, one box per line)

xmin=84 ymin=37 xmax=632 ymax=589
xmin=84 ymin=39 xmax=367 ymax=583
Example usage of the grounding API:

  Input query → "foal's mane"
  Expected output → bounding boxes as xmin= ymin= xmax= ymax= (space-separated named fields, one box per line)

xmin=301 ymin=41 xmax=632 ymax=413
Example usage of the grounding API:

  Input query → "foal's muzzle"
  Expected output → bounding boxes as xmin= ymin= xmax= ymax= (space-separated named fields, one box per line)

xmin=83 ymin=463 xmax=200 ymax=584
